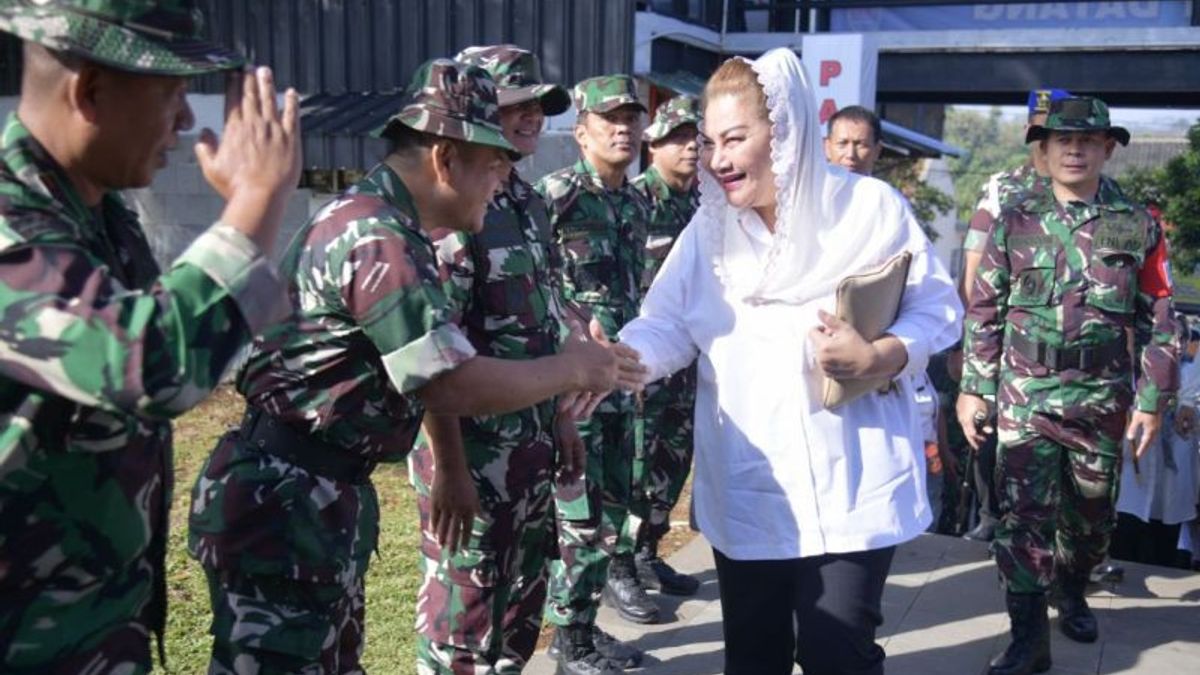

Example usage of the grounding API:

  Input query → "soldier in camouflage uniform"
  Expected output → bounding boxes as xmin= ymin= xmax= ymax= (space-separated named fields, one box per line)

xmin=958 ymin=97 xmax=1179 ymax=675
xmin=616 ymin=95 xmax=702 ymax=597
xmin=0 ymin=2 xmax=301 ymax=672
xmin=956 ymin=89 xmax=1068 ymax=544
xmin=539 ymin=75 xmax=653 ymax=675
xmin=409 ymin=44 xmax=575 ymax=674
xmin=187 ymin=60 xmax=638 ymax=675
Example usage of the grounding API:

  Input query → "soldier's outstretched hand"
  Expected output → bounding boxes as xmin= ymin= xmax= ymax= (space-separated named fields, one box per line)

xmin=196 ymin=66 xmax=302 ymax=254
xmin=1127 ymin=410 xmax=1162 ymax=460
xmin=588 ymin=318 xmax=647 ymax=393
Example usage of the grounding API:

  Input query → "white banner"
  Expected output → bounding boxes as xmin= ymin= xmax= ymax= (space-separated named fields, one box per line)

xmin=800 ymin=34 xmax=878 ymax=132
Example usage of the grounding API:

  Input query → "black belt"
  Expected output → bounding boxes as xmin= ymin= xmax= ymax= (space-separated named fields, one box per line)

xmin=239 ymin=407 xmax=376 ymax=484
xmin=1009 ymin=331 xmax=1126 ymax=371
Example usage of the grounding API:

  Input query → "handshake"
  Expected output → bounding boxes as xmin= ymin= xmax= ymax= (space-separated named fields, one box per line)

xmin=558 ymin=317 xmax=648 ymax=419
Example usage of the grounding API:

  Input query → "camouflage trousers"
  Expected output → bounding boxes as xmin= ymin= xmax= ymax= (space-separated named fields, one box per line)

xmin=994 ymin=408 xmax=1125 ymax=594
xmin=545 ymin=409 xmax=636 ymax=627
xmin=409 ymin=422 xmax=557 ymax=674
xmin=617 ymin=365 xmax=696 ymax=555
xmin=0 ymin=621 xmax=153 ymax=675
xmin=203 ymin=568 xmax=365 ymax=675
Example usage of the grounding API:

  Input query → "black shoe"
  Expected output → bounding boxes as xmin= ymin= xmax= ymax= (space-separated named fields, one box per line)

xmin=636 ymin=543 xmax=700 ymax=596
xmin=550 ymin=625 xmax=625 ymax=675
xmin=989 ymin=592 xmax=1051 ymax=675
xmin=604 ymin=554 xmax=660 ymax=624
xmin=1089 ymin=560 xmax=1124 ymax=585
xmin=592 ymin=625 xmax=643 ymax=668
xmin=1054 ymin=573 xmax=1099 ymax=643
xmin=963 ymin=521 xmax=996 ymax=542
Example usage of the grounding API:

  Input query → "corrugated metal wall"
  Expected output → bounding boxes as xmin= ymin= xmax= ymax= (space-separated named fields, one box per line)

xmin=191 ymin=0 xmax=636 ymax=170
xmin=0 ymin=1 xmax=635 ymax=169
xmin=193 ymin=0 xmax=634 ymax=95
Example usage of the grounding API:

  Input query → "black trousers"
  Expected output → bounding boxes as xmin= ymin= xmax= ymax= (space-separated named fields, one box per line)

xmin=713 ymin=545 xmax=896 ymax=675
xmin=1110 ymin=512 xmax=1185 ymax=568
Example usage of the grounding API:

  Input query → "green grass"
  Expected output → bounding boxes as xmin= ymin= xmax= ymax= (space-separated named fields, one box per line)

xmin=158 ymin=386 xmax=420 ymax=672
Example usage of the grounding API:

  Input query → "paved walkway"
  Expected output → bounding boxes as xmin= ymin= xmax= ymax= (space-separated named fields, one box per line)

xmin=527 ymin=533 xmax=1200 ymax=674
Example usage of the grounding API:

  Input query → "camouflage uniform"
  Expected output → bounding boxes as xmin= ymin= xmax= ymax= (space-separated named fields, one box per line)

xmin=539 ymin=76 xmax=650 ymax=629
xmin=0 ymin=4 xmax=263 ymax=673
xmin=410 ymin=45 xmax=571 ymax=675
xmin=965 ymin=165 xmax=1126 ymax=256
xmin=618 ymin=95 xmax=702 ymax=558
xmin=188 ymin=60 xmax=514 ymax=674
xmin=960 ymin=99 xmax=1178 ymax=596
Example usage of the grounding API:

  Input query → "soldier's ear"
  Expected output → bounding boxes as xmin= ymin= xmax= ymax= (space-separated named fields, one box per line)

xmin=1103 ymin=137 xmax=1116 ymax=160
xmin=573 ymin=121 xmax=589 ymax=152
xmin=67 ymin=62 xmax=104 ymax=125
xmin=429 ymin=139 xmax=459 ymax=185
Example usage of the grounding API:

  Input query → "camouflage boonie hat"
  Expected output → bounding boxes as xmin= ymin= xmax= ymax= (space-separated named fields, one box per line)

xmin=644 ymin=95 xmax=701 ymax=142
xmin=382 ymin=58 xmax=520 ymax=160
xmin=0 ymin=0 xmax=244 ymax=76
xmin=1025 ymin=96 xmax=1130 ymax=146
xmin=573 ymin=75 xmax=646 ymax=115
xmin=455 ymin=44 xmax=570 ymax=116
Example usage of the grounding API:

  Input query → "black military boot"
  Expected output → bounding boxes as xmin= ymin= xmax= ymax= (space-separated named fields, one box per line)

xmin=989 ymin=592 xmax=1051 ymax=675
xmin=1054 ymin=571 xmax=1099 ymax=643
xmin=636 ymin=540 xmax=700 ymax=596
xmin=551 ymin=625 xmax=624 ymax=675
xmin=592 ymin=625 xmax=644 ymax=668
xmin=603 ymin=553 xmax=660 ymax=624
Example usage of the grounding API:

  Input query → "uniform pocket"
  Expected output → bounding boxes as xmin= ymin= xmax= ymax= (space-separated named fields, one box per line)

xmin=1086 ymin=250 xmax=1139 ymax=314
xmin=561 ymin=223 xmax=616 ymax=305
xmin=415 ymin=549 xmax=501 ymax=650
xmin=1009 ymin=266 xmax=1056 ymax=306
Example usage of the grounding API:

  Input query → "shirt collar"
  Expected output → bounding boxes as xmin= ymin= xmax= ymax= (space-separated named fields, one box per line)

xmin=1025 ymin=174 xmax=1132 ymax=215
xmin=358 ymin=162 xmax=422 ymax=229
xmin=574 ymin=156 xmax=626 ymax=194
xmin=0 ymin=113 xmax=107 ymax=234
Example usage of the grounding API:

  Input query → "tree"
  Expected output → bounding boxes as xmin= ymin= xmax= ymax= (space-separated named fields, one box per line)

xmin=943 ymin=107 xmax=1029 ymax=223
xmin=876 ymin=156 xmax=953 ymax=242
xmin=1118 ymin=120 xmax=1200 ymax=275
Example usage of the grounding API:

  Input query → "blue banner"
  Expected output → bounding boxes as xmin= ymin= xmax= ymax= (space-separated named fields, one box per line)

xmin=830 ymin=2 xmax=1193 ymax=32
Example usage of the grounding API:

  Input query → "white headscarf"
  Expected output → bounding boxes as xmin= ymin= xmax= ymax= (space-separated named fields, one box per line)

xmin=697 ymin=48 xmax=929 ymax=306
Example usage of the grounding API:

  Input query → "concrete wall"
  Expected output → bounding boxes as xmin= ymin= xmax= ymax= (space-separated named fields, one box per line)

xmin=124 ymin=136 xmax=311 ymax=269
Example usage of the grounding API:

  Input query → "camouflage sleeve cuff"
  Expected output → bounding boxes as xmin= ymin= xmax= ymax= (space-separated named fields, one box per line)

xmin=380 ymin=322 xmax=477 ymax=394
xmin=1135 ymin=388 xmax=1175 ymax=414
xmin=962 ymin=228 xmax=988 ymax=254
xmin=958 ymin=372 xmax=998 ymax=397
xmin=175 ymin=223 xmax=288 ymax=336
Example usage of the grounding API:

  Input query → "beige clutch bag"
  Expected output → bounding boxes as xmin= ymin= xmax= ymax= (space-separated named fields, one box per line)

xmin=820 ymin=251 xmax=913 ymax=410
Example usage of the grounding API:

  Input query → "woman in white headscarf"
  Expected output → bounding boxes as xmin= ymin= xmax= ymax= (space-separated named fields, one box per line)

xmin=619 ymin=49 xmax=962 ymax=674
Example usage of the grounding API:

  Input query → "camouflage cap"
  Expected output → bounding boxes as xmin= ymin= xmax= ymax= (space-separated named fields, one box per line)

xmin=382 ymin=58 xmax=520 ymax=160
xmin=572 ymin=74 xmax=646 ymax=115
xmin=454 ymin=44 xmax=570 ymax=116
xmin=0 ymin=0 xmax=244 ymax=76
xmin=1025 ymin=96 xmax=1130 ymax=146
xmin=643 ymin=95 xmax=702 ymax=142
